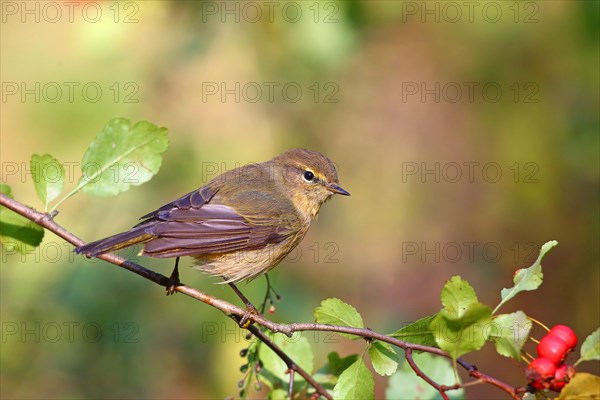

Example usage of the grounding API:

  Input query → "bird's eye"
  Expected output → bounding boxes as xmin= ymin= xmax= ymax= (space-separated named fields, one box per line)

xmin=303 ymin=170 xmax=315 ymax=182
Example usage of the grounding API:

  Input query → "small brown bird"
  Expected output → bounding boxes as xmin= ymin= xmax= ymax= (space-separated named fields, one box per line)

xmin=75 ymin=149 xmax=349 ymax=286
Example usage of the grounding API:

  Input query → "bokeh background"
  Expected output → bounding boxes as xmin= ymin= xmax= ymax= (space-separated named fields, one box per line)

xmin=1 ymin=1 xmax=598 ymax=399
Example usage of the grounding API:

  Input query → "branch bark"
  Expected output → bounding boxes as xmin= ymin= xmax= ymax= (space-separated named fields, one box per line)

xmin=0 ymin=193 xmax=523 ymax=399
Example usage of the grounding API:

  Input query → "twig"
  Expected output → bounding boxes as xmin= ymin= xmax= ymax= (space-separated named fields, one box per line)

xmin=288 ymin=367 xmax=295 ymax=400
xmin=405 ymin=348 xmax=452 ymax=400
xmin=0 ymin=194 xmax=523 ymax=399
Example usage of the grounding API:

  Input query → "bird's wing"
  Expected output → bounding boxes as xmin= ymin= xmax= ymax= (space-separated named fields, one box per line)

xmin=139 ymin=188 xmax=298 ymax=258
xmin=137 ymin=184 xmax=218 ymax=221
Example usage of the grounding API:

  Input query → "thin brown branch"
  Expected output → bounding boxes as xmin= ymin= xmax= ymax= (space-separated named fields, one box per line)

xmin=267 ymin=322 xmax=522 ymax=400
xmin=466 ymin=367 xmax=524 ymax=400
xmin=405 ymin=348 xmax=452 ymax=400
xmin=0 ymin=193 xmax=523 ymax=399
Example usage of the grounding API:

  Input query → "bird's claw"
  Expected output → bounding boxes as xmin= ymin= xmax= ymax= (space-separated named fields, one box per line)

xmin=165 ymin=257 xmax=181 ymax=296
xmin=238 ymin=305 xmax=259 ymax=328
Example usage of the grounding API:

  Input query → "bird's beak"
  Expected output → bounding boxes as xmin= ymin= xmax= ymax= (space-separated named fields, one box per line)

xmin=327 ymin=183 xmax=350 ymax=196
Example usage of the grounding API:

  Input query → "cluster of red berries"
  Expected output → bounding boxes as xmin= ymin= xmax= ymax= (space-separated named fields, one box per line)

xmin=526 ymin=325 xmax=578 ymax=392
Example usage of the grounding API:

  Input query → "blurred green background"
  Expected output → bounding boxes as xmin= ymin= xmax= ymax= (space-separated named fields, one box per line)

xmin=1 ymin=1 xmax=598 ymax=399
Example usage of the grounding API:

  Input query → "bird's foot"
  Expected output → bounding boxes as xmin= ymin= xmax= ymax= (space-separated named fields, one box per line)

xmin=227 ymin=281 xmax=261 ymax=328
xmin=165 ymin=257 xmax=181 ymax=296
xmin=238 ymin=304 xmax=260 ymax=329
xmin=165 ymin=279 xmax=181 ymax=296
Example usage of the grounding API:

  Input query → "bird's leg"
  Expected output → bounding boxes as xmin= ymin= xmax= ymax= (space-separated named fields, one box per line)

xmin=227 ymin=281 xmax=260 ymax=328
xmin=165 ymin=257 xmax=181 ymax=296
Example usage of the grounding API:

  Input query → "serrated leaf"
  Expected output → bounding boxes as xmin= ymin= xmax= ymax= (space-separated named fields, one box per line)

xmin=258 ymin=332 xmax=313 ymax=391
xmin=78 ymin=118 xmax=168 ymax=197
xmin=368 ymin=341 xmax=399 ymax=376
xmin=325 ymin=352 xmax=359 ymax=375
xmin=441 ymin=276 xmax=479 ymax=317
xmin=576 ymin=328 xmax=600 ymax=366
xmin=30 ymin=153 xmax=64 ymax=211
xmin=389 ymin=315 xmax=438 ymax=348
xmin=557 ymin=372 xmax=600 ymax=399
xmin=430 ymin=277 xmax=492 ymax=359
xmin=386 ymin=352 xmax=464 ymax=400
xmin=313 ymin=352 xmax=359 ymax=389
xmin=494 ymin=240 xmax=557 ymax=313
xmin=488 ymin=311 xmax=532 ymax=359
xmin=0 ymin=185 xmax=44 ymax=254
xmin=332 ymin=358 xmax=374 ymax=400
xmin=430 ymin=303 xmax=493 ymax=360
xmin=314 ymin=298 xmax=364 ymax=339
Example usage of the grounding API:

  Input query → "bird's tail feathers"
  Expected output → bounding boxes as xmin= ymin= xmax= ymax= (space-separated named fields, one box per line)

xmin=75 ymin=228 xmax=153 ymax=257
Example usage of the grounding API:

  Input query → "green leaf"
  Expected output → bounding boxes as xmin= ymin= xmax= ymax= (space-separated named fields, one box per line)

xmin=441 ymin=276 xmax=478 ymax=316
xmin=312 ymin=352 xmax=359 ymax=389
xmin=430 ymin=303 xmax=493 ymax=360
xmin=441 ymin=276 xmax=479 ymax=318
xmin=0 ymin=185 xmax=44 ymax=254
xmin=324 ymin=352 xmax=360 ymax=375
xmin=557 ymin=372 xmax=600 ymax=399
xmin=268 ymin=388 xmax=288 ymax=400
xmin=430 ymin=277 xmax=492 ymax=359
xmin=488 ymin=311 xmax=531 ymax=359
xmin=368 ymin=341 xmax=399 ymax=376
xmin=314 ymin=298 xmax=364 ymax=339
xmin=258 ymin=332 xmax=313 ymax=391
xmin=79 ymin=118 xmax=168 ymax=197
xmin=332 ymin=358 xmax=374 ymax=400
xmin=389 ymin=315 xmax=438 ymax=348
xmin=494 ymin=240 xmax=557 ymax=313
xmin=386 ymin=352 xmax=464 ymax=400
xmin=30 ymin=153 xmax=64 ymax=211
xmin=576 ymin=327 xmax=600 ymax=366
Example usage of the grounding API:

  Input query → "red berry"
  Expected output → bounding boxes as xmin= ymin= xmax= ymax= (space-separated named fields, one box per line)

xmin=550 ymin=364 xmax=575 ymax=392
xmin=551 ymin=365 xmax=568 ymax=391
xmin=537 ymin=335 xmax=569 ymax=365
xmin=529 ymin=379 xmax=545 ymax=391
xmin=527 ymin=357 xmax=556 ymax=390
xmin=548 ymin=325 xmax=578 ymax=349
